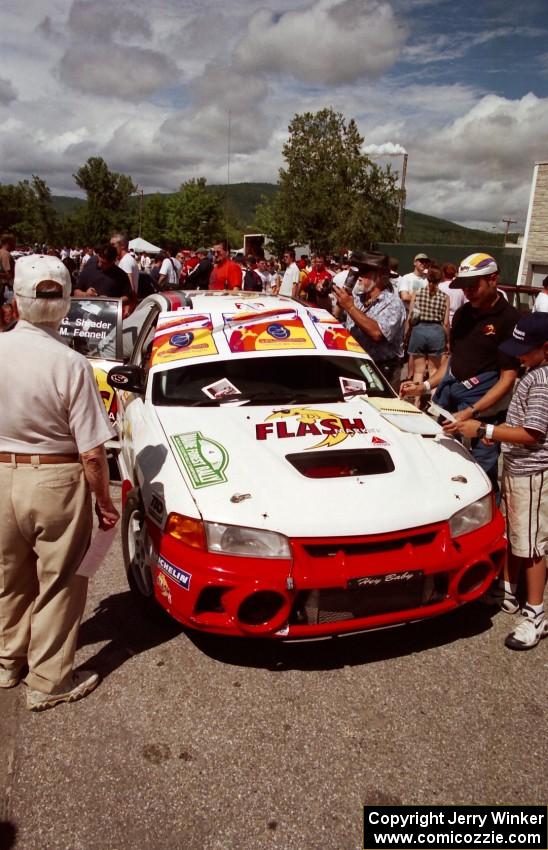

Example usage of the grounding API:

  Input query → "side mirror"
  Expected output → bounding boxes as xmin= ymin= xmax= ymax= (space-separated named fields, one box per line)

xmin=107 ymin=365 xmax=145 ymax=394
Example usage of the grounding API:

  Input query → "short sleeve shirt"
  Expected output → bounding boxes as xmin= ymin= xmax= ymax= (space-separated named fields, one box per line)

xmin=502 ymin=365 xmax=548 ymax=475
xmin=350 ymin=288 xmax=406 ymax=362
xmin=0 ymin=321 xmax=115 ymax=454
xmin=209 ymin=259 xmax=242 ymax=290
xmin=398 ymin=272 xmax=426 ymax=295
xmin=118 ymin=253 xmax=140 ymax=294
xmin=450 ymin=297 xmax=519 ymax=381
xmin=279 ymin=262 xmax=300 ymax=296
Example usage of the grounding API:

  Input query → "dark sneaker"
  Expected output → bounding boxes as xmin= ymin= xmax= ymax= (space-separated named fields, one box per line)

xmin=482 ymin=584 xmax=519 ymax=614
xmin=505 ymin=610 xmax=547 ymax=651
xmin=26 ymin=671 xmax=99 ymax=712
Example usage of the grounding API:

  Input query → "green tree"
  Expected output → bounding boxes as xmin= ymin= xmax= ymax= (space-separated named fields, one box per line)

xmin=0 ymin=176 xmax=58 ymax=245
xmin=73 ymin=157 xmax=137 ymax=244
xmin=273 ymin=108 xmax=399 ymax=252
xmin=166 ymin=178 xmax=223 ymax=247
xmin=139 ymin=193 xmax=169 ymax=246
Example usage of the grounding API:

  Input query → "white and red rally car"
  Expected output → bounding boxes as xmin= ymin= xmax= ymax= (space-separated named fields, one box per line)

xmin=98 ymin=292 xmax=505 ymax=638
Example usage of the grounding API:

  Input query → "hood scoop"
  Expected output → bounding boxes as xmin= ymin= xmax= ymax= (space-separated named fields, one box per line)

xmin=286 ymin=449 xmax=394 ymax=479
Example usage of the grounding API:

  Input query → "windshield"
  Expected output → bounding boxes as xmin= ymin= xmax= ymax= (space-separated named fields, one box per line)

xmin=152 ymin=354 xmax=393 ymax=406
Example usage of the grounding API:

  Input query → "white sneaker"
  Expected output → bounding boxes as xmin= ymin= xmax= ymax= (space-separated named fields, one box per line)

xmin=26 ymin=671 xmax=99 ymax=712
xmin=505 ymin=610 xmax=548 ymax=651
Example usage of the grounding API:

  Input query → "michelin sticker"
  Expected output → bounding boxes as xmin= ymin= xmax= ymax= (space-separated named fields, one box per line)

xmin=171 ymin=432 xmax=229 ymax=488
xmin=158 ymin=555 xmax=191 ymax=591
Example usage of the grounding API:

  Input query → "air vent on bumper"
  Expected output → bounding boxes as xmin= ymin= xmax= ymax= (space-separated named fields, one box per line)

xmin=285 ymin=449 xmax=394 ymax=479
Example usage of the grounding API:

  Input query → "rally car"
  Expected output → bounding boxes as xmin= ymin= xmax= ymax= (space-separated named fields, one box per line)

xmin=99 ymin=292 xmax=506 ymax=639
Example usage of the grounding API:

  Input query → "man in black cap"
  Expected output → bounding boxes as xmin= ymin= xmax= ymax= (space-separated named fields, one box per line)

xmin=333 ymin=251 xmax=406 ymax=390
xmin=401 ymin=252 xmax=519 ymax=494
xmin=184 ymin=248 xmax=212 ymax=290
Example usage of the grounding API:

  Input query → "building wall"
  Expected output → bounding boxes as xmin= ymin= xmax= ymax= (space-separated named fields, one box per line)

xmin=518 ymin=162 xmax=548 ymax=286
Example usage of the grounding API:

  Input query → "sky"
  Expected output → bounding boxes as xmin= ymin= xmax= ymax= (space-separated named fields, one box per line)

xmin=1 ymin=0 xmax=547 ymax=231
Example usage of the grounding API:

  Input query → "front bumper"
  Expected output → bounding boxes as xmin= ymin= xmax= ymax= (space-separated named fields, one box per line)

xmin=149 ymin=509 xmax=506 ymax=639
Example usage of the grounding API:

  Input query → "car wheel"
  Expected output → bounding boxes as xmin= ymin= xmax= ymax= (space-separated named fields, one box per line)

xmin=122 ymin=491 xmax=156 ymax=601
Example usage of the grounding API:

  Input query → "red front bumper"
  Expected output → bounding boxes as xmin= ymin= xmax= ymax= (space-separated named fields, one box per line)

xmin=149 ymin=508 xmax=506 ymax=639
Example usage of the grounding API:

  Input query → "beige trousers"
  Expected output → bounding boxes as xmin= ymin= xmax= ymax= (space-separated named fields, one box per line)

xmin=0 ymin=460 xmax=92 ymax=693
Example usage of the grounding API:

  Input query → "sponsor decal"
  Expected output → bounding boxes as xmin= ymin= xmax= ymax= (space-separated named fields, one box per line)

xmin=482 ymin=323 xmax=496 ymax=336
xmin=371 ymin=435 xmax=388 ymax=445
xmin=157 ymin=555 xmax=191 ymax=591
xmin=93 ymin=367 xmax=117 ymax=424
xmin=156 ymin=570 xmax=172 ymax=604
xmin=148 ymin=493 xmax=165 ymax=525
xmin=170 ymin=331 xmax=194 ymax=347
xmin=151 ymin=314 xmax=217 ymax=364
xmin=312 ymin=320 xmax=364 ymax=353
xmin=225 ymin=314 xmax=315 ymax=352
xmin=171 ymin=432 xmax=229 ymax=488
xmin=109 ymin=372 xmax=129 ymax=385
xmin=257 ymin=408 xmax=367 ymax=450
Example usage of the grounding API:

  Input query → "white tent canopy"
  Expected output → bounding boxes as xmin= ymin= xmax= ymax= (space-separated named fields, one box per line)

xmin=128 ymin=237 xmax=161 ymax=254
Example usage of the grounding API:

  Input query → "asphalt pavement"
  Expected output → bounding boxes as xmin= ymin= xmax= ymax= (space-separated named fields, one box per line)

xmin=1 ymin=490 xmax=547 ymax=850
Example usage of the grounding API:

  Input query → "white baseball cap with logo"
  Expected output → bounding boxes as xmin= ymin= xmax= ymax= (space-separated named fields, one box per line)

xmin=14 ymin=254 xmax=71 ymax=299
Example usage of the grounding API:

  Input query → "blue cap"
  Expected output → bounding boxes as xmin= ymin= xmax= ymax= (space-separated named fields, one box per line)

xmin=499 ymin=313 xmax=548 ymax=357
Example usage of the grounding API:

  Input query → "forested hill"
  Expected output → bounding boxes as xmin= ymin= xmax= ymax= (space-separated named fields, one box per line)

xmin=51 ymin=183 xmax=514 ymax=246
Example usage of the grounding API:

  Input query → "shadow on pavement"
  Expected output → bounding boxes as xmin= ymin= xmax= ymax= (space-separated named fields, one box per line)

xmin=186 ymin=601 xmax=496 ymax=671
xmin=77 ymin=592 xmax=183 ymax=681
xmin=0 ymin=822 xmax=16 ymax=850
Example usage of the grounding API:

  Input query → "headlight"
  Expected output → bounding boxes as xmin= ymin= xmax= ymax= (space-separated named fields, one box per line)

xmin=205 ymin=522 xmax=291 ymax=559
xmin=449 ymin=494 xmax=493 ymax=538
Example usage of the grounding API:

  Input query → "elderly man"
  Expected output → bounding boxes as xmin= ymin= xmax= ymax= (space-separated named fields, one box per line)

xmin=0 ymin=255 xmax=119 ymax=711
xmin=333 ymin=251 xmax=406 ymax=390
xmin=401 ymin=253 xmax=519 ymax=494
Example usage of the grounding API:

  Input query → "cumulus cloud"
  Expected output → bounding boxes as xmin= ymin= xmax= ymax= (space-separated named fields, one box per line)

xmin=67 ymin=0 xmax=153 ymax=42
xmin=58 ymin=44 xmax=179 ymax=98
xmin=0 ymin=77 xmax=17 ymax=105
xmin=233 ymin=0 xmax=406 ymax=84
xmin=405 ymin=93 xmax=548 ymax=227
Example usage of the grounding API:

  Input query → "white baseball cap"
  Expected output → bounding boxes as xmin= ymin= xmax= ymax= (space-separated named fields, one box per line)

xmin=14 ymin=254 xmax=71 ymax=299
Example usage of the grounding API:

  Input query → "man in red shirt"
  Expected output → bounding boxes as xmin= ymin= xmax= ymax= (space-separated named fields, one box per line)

xmin=305 ymin=254 xmax=333 ymax=308
xmin=208 ymin=241 xmax=242 ymax=290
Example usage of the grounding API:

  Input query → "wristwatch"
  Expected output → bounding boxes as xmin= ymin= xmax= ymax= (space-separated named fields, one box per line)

xmin=476 ymin=425 xmax=487 ymax=439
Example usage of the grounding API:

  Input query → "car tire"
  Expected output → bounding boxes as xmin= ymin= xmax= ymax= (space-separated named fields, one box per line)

xmin=122 ymin=490 xmax=161 ymax=615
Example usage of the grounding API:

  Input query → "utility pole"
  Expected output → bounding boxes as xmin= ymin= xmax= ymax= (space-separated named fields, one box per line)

xmin=138 ymin=188 xmax=144 ymax=237
xmin=502 ymin=217 xmax=516 ymax=245
xmin=396 ymin=153 xmax=408 ymax=242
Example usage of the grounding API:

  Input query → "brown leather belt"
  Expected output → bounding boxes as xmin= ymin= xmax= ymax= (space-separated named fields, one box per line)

xmin=0 ymin=453 xmax=80 ymax=464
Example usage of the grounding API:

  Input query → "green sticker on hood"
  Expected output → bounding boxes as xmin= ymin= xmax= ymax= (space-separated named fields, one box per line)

xmin=171 ymin=432 xmax=229 ymax=488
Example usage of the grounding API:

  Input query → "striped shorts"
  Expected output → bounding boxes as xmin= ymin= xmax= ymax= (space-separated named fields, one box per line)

xmin=501 ymin=469 xmax=548 ymax=559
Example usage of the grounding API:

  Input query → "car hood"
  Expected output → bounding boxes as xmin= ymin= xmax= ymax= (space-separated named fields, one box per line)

xmin=154 ymin=399 xmax=490 ymax=537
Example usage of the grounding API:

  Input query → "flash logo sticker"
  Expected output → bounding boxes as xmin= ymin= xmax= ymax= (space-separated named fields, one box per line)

xmin=256 ymin=408 xmax=367 ymax=450
xmin=158 ymin=556 xmax=191 ymax=591
xmin=156 ymin=571 xmax=172 ymax=604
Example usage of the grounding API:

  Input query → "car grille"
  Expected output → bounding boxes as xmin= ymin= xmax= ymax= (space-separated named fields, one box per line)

xmin=291 ymin=573 xmax=448 ymax=625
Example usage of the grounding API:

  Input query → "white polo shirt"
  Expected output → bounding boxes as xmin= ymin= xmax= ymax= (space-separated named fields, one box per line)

xmin=0 ymin=321 xmax=115 ymax=454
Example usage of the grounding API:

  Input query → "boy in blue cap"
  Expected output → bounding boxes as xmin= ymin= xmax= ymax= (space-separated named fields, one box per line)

xmin=450 ymin=313 xmax=548 ymax=650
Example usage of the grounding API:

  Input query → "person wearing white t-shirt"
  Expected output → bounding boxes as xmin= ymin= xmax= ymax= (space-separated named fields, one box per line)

xmin=158 ymin=250 xmax=182 ymax=290
xmin=438 ymin=262 xmax=466 ymax=325
xmin=533 ymin=276 xmax=548 ymax=313
xmin=278 ymin=249 xmax=300 ymax=297
xmin=111 ymin=233 xmax=139 ymax=295
xmin=398 ymin=253 xmax=430 ymax=305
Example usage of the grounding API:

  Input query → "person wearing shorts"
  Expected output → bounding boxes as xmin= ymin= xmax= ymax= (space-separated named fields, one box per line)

xmin=406 ymin=265 xmax=449 ymax=396
xmin=450 ymin=312 xmax=548 ymax=650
